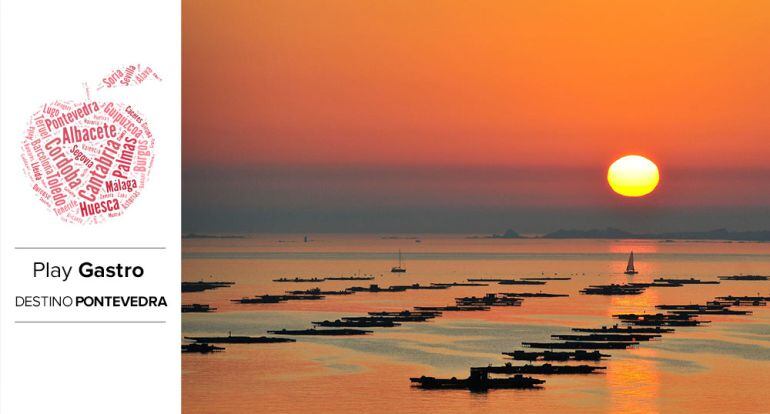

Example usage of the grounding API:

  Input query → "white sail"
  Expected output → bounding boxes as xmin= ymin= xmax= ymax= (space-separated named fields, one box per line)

xmin=626 ymin=252 xmax=635 ymax=273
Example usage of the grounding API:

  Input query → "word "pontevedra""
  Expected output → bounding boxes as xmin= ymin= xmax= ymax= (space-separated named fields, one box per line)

xmin=34 ymin=261 xmax=144 ymax=282
xmin=16 ymin=296 xmax=167 ymax=307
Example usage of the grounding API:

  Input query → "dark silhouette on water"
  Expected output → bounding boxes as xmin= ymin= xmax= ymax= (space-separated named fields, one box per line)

xmin=523 ymin=341 xmax=638 ymax=350
xmin=231 ymin=294 xmax=325 ymax=304
xmin=391 ymin=250 xmax=407 ymax=273
xmin=497 ymin=280 xmax=547 ymax=285
xmin=273 ymin=277 xmax=326 ymax=283
xmin=614 ymin=312 xmax=695 ymax=321
xmin=572 ymin=324 xmax=674 ymax=334
xmin=347 ymin=284 xmax=409 ymax=293
xmin=368 ymin=310 xmax=442 ymax=318
xmin=580 ymin=284 xmax=645 ymax=295
xmin=653 ymin=277 xmax=719 ymax=285
xmin=313 ymin=319 xmax=401 ymax=328
xmin=716 ymin=295 xmax=770 ymax=301
xmin=626 ymin=319 xmax=708 ymax=326
xmin=521 ymin=277 xmax=571 ymax=281
xmin=503 ymin=350 xmax=610 ymax=361
xmin=391 ymin=283 xmax=449 ymax=290
xmin=186 ymin=332 xmax=295 ymax=344
xmin=268 ymin=328 xmax=373 ymax=336
xmin=182 ymin=303 xmax=217 ymax=313
xmin=500 ymin=292 xmax=569 ymax=298
xmin=455 ymin=293 xmax=522 ymax=307
xmin=182 ymin=343 xmax=225 ymax=353
xmin=628 ymin=282 xmax=683 ymax=288
xmin=718 ymin=275 xmax=770 ymax=281
xmin=552 ymin=333 xmax=660 ymax=342
xmin=414 ymin=305 xmax=490 ymax=312
xmin=410 ymin=368 xmax=544 ymax=391
xmin=182 ymin=280 xmax=235 ymax=293
xmin=482 ymin=363 xmax=606 ymax=375
xmin=285 ymin=288 xmax=354 ymax=296
xmin=326 ymin=276 xmax=375 ymax=281
xmin=467 ymin=278 xmax=511 ymax=282
xmin=624 ymin=251 xmax=638 ymax=275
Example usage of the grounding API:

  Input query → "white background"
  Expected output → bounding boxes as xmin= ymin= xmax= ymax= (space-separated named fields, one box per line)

xmin=0 ymin=0 xmax=181 ymax=412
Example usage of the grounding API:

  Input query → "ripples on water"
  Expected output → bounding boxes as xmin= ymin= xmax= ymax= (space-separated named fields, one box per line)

xmin=183 ymin=236 xmax=770 ymax=414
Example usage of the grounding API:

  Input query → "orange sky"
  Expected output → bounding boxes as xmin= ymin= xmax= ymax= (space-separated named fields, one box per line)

xmin=183 ymin=1 xmax=770 ymax=232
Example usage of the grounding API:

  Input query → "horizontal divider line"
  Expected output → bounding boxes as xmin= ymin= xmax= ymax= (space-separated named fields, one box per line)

xmin=14 ymin=247 xmax=166 ymax=250
xmin=15 ymin=320 xmax=167 ymax=324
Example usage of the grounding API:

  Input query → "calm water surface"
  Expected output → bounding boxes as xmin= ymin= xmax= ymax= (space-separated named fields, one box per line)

xmin=182 ymin=235 xmax=770 ymax=414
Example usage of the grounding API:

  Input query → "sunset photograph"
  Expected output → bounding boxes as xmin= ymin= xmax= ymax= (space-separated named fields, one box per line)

xmin=181 ymin=1 xmax=770 ymax=413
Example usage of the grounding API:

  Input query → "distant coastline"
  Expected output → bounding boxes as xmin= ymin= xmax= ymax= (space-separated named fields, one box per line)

xmin=477 ymin=227 xmax=770 ymax=242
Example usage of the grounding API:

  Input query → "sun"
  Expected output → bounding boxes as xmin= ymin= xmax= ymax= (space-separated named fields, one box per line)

xmin=607 ymin=155 xmax=660 ymax=197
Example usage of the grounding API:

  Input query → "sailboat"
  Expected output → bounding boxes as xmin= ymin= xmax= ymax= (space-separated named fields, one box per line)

xmin=391 ymin=250 xmax=406 ymax=273
xmin=624 ymin=251 xmax=638 ymax=275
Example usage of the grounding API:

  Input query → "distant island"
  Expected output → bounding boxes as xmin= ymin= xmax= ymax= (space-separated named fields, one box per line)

xmin=182 ymin=233 xmax=245 ymax=239
xmin=492 ymin=229 xmax=521 ymax=239
xmin=480 ymin=227 xmax=770 ymax=241
xmin=468 ymin=229 xmax=522 ymax=239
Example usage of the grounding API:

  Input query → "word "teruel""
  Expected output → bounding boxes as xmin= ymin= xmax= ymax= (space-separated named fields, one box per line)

xmin=33 ymin=261 xmax=144 ymax=282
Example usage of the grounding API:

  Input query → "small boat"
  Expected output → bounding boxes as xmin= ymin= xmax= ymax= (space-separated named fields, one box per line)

xmin=185 ymin=333 xmax=295 ymax=344
xmin=624 ymin=252 xmax=638 ymax=275
xmin=391 ymin=250 xmax=407 ymax=273
xmin=268 ymin=328 xmax=373 ymax=336
xmin=410 ymin=368 xmax=544 ymax=391
xmin=182 ymin=343 xmax=225 ymax=353
xmin=483 ymin=363 xmax=606 ymax=375
xmin=181 ymin=303 xmax=217 ymax=313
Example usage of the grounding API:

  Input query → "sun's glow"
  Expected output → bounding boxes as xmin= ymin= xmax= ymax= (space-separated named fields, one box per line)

xmin=607 ymin=155 xmax=660 ymax=197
